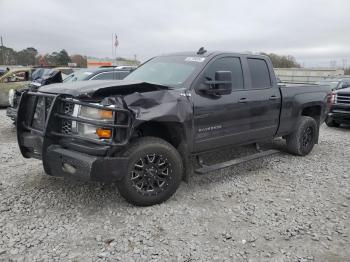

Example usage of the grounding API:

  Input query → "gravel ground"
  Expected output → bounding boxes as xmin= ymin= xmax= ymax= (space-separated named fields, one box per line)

xmin=0 ymin=108 xmax=349 ymax=262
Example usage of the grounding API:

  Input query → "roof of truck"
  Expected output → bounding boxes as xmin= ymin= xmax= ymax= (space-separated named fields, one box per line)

xmin=159 ymin=51 xmax=268 ymax=59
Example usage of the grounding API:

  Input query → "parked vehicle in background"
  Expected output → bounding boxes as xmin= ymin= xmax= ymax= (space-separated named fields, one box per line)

xmin=115 ymin=65 xmax=137 ymax=71
xmin=63 ymin=67 xmax=131 ymax=83
xmin=0 ymin=68 xmax=6 ymax=77
xmin=316 ymin=79 xmax=350 ymax=91
xmin=326 ymin=86 xmax=350 ymax=127
xmin=54 ymin=67 xmax=75 ymax=79
xmin=7 ymin=67 xmax=131 ymax=122
xmin=6 ymin=68 xmax=63 ymax=122
xmin=16 ymin=50 xmax=330 ymax=206
xmin=0 ymin=68 xmax=32 ymax=107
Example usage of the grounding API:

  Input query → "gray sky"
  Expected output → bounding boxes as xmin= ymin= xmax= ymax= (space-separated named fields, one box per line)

xmin=1 ymin=0 xmax=350 ymax=67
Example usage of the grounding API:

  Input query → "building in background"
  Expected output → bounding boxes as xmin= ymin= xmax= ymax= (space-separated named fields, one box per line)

xmin=87 ymin=59 xmax=113 ymax=68
xmin=87 ymin=57 xmax=140 ymax=68
xmin=275 ymin=68 xmax=345 ymax=83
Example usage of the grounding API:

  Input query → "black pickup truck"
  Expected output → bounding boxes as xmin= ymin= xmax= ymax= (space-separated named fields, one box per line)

xmin=326 ymin=87 xmax=350 ymax=126
xmin=17 ymin=49 xmax=330 ymax=206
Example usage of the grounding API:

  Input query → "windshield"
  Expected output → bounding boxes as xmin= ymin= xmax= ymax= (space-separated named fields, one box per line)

xmin=63 ymin=69 xmax=94 ymax=83
xmin=317 ymin=81 xmax=341 ymax=89
xmin=124 ymin=56 xmax=203 ymax=87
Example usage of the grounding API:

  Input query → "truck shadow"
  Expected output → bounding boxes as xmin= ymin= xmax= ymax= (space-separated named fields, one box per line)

xmin=31 ymin=174 xmax=129 ymax=211
xmin=25 ymin=139 xmax=291 ymax=212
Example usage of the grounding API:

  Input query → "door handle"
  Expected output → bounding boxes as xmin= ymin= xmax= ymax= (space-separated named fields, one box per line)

xmin=238 ymin=98 xmax=249 ymax=103
xmin=269 ymin=95 xmax=278 ymax=100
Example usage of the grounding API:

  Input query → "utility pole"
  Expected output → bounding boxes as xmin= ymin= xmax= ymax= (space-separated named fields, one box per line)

xmin=342 ymin=59 xmax=347 ymax=70
xmin=0 ymin=36 xmax=5 ymax=65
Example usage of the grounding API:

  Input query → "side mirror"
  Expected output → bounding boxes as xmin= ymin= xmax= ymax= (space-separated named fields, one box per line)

xmin=202 ymin=71 xmax=232 ymax=95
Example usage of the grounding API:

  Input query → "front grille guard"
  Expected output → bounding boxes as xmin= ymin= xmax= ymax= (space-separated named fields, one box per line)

xmin=20 ymin=92 xmax=133 ymax=146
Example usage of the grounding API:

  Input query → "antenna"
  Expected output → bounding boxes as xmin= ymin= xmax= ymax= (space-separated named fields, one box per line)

xmin=197 ymin=47 xmax=207 ymax=55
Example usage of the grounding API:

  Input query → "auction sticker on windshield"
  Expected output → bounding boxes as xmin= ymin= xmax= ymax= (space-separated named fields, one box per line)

xmin=185 ymin=57 xmax=205 ymax=62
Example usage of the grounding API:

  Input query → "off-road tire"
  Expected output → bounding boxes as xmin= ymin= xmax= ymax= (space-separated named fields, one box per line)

xmin=286 ymin=116 xmax=318 ymax=156
xmin=117 ymin=137 xmax=183 ymax=206
xmin=325 ymin=117 xmax=340 ymax=127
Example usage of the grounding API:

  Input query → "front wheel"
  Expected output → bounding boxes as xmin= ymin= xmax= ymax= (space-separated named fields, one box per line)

xmin=117 ymin=137 xmax=183 ymax=206
xmin=286 ymin=116 xmax=318 ymax=156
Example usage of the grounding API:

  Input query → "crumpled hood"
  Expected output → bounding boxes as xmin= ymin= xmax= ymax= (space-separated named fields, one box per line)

xmin=38 ymin=80 xmax=170 ymax=99
xmin=39 ymin=79 xmax=192 ymax=124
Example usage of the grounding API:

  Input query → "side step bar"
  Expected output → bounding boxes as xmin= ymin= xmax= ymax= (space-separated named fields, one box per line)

xmin=194 ymin=149 xmax=280 ymax=175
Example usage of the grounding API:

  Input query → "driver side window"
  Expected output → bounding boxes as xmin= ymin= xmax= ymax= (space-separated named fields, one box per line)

xmin=204 ymin=57 xmax=244 ymax=90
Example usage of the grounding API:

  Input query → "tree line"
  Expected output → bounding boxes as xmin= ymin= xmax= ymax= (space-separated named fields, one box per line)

xmin=0 ymin=46 xmax=87 ymax=67
xmin=2 ymin=45 xmax=348 ymax=73
xmin=260 ymin=53 xmax=301 ymax=68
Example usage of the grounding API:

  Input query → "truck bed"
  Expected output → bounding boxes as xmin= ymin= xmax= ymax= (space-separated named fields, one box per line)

xmin=277 ymin=83 xmax=330 ymax=136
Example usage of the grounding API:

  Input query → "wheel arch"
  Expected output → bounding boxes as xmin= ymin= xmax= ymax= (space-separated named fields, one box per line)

xmin=300 ymin=104 xmax=323 ymax=126
xmin=300 ymin=104 xmax=322 ymax=143
xmin=132 ymin=121 xmax=187 ymax=149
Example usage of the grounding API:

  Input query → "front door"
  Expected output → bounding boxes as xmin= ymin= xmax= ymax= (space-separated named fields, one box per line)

xmin=192 ymin=56 xmax=249 ymax=152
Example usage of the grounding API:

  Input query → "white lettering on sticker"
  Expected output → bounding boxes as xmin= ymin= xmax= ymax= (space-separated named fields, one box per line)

xmin=185 ymin=57 xmax=205 ymax=62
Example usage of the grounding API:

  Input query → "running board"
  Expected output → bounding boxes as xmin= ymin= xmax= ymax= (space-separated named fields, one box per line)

xmin=194 ymin=149 xmax=279 ymax=174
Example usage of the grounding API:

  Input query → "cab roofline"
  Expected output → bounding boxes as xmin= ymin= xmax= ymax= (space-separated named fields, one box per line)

xmin=158 ymin=51 xmax=267 ymax=58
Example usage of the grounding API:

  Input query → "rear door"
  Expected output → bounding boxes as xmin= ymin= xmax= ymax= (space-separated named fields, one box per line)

xmin=238 ymin=57 xmax=281 ymax=140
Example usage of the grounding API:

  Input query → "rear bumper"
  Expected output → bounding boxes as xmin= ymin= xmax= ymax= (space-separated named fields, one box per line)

xmin=6 ymin=107 xmax=17 ymax=121
xmin=45 ymin=145 xmax=129 ymax=182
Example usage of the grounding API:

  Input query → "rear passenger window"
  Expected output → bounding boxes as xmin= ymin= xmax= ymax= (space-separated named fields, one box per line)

xmin=204 ymin=57 xmax=244 ymax=90
xmin=247 ymin=58 xmax=271 ymax=89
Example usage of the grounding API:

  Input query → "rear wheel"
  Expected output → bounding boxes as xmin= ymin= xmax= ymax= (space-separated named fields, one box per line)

xmin=325 ymin=116 xmax=340 ymax=127
xmin=117 ymin=137 xmax=183 ymax=206
xmin=286 ymin=116 xmax=318 ymax=156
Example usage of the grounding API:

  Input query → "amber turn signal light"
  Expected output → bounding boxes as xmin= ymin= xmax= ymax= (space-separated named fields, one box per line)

xmin=99 ymin=110 xmax=113 ymax=119
xmin=96 ymin=128 xmax=112 ymax=139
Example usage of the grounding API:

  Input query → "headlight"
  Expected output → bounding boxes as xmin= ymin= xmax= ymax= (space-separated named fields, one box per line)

xmin=79 ymin=106 xmax=114 ymax=120
xmin=32 ymin=97 xmax=46 ymax=129
xmin=77 ymin=106 xmax=114 ymax=140
xmin=8 ymin=89 xmax=15 ymax=107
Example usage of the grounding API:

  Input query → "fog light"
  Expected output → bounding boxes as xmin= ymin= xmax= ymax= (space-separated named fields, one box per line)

xmin=96 ymin=128 xmax=112 ymax=139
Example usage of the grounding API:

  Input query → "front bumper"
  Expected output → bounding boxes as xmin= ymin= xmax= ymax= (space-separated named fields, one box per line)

xmin=6 ymin=106 xmax=17 ymax=121
xmin=328 ymin=103 xmax=350 ymax=124
xmin=44 ymin=145 xmax=128 ymax=182
xmin=16 ymin=91 xmax=133 ymax=182
xmin=328 ymin=111 xmax=350 ymax=124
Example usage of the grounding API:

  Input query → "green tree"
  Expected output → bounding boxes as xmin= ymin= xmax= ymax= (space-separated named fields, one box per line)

xmin=56 ymin=49 xmax=71 ymax=66
xmin=16 ymin=47 xmax=38 ymax=65
xmin=0 ymin=46 xmax=17 ymax=65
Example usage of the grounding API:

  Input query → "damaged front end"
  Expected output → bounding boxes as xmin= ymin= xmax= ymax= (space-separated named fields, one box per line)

xmin=16 ymin=91 xmax=133 ymax=182
xmin=16 ymin=80 xmax=191 ymax=182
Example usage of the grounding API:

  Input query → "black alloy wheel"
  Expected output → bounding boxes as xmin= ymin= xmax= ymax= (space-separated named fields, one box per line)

xmin=131 ymin=153 xmax=172 ymax=195
xmin=117 ymin=137 xmax=183 ymax=206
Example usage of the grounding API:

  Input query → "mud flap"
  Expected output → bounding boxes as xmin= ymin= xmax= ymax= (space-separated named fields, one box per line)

xmin=177 ymin=142 xmax=192 ymax=183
